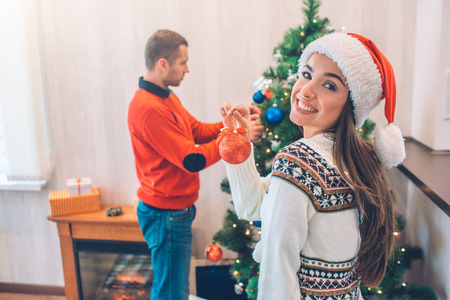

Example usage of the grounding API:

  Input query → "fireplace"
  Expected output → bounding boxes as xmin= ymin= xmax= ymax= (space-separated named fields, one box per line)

xmin=73 ymin=239 xmax=152 ymax=300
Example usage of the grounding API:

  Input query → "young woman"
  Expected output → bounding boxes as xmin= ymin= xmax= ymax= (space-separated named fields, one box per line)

xmin=220 ymin=33 xmax=406 ymax=299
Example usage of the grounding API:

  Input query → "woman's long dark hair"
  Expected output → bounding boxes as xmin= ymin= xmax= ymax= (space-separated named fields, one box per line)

xmin=333 ymin=96 xmax=396 ymax=287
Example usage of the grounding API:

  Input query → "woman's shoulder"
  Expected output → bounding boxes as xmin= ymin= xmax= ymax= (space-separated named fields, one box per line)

xmin=276 ymin=136 xmax=331 ymax=167
xmin=273 ymin=136 xmax=357 ymax=212
xmin=280 ymin=134 xmax=335 ymax=167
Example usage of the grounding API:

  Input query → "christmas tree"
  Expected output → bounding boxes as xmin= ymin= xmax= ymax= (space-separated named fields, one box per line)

xmin=250 ymin=0 xmax=331 ymax=176
xmin=214 ymin=0 xmax=437 ymax=299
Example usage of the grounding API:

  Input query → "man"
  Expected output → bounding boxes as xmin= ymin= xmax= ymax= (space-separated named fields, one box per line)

xmin=127 ymin=29 xmax=263 ymax=299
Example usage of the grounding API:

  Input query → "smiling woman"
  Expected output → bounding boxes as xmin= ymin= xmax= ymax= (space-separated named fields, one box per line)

xmin=221 ymin=32 xmax=406 ymax=299
xmin=290 ymin=53 xmax=349 ymax=138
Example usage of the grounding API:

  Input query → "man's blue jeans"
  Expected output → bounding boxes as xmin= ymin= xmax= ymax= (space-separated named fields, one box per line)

xmin=137 ymin=200 xmax=196 ymax=300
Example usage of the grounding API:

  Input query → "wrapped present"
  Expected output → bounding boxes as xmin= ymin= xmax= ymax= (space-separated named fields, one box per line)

xmin=67 ymin=177 xmax=92 ymax=196
xmin=49 ymin=187 xmax=101 ymax=217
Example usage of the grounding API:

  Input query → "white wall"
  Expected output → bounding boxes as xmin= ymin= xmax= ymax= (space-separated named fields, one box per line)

xmin=435 ymin=0 xmax=450 ymax=150
xmin=411 ymin=0 xmax=442 ymax=149
xmin=0 ymin=0 xmax=447 ymax=292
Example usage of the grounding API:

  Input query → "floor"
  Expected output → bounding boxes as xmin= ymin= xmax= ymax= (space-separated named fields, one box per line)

xmin=0 ymin=294 xmax=65 ymax=300
xmin=0 ymin=258 xmax=230 ymax=300
xmin=0 ymin=294 xmax=207 ymax=300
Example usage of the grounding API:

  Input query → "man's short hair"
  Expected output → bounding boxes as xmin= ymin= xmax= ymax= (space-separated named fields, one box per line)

xmin=145 ymin=30 xmax=188 ymax=70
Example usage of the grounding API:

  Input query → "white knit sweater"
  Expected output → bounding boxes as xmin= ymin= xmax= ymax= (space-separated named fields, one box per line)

xmin=225 ymin=133 xmax=363 ymax=300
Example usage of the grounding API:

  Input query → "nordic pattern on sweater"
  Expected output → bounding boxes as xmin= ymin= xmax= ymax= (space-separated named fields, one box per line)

xmin=299 ymin=256 xmax=360 ymax=299
xmin=272 ymin=141 xmax=356 ymax=213
xmin=272 ymin=140 xmax=361 ymax=299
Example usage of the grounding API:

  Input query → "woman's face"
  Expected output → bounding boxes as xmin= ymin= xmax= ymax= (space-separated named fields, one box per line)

xmin=290 ymin=53 xmax=349 ymax=138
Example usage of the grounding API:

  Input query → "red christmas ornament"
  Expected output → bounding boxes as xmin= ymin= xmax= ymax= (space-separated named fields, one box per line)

xmin=217 ymin=127 xmax=251 ymax=165
xmin=264 ymin=89 xmax=273 ymax=100
xmin=206 ymin=243 xmax=223 ymax=262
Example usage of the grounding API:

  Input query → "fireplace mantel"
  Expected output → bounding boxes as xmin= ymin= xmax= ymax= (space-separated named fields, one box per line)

xmin=48 ymin=205 xmax=145 ymax=300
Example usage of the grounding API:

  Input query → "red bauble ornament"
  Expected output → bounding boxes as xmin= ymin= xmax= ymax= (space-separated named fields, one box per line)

xmin=219 ymin=132 xmax=251 ymax=165
xmin=206 ymin=243 xmax=223 ymax=262
xmin=264 ymin=89 xmax=273 ymax=100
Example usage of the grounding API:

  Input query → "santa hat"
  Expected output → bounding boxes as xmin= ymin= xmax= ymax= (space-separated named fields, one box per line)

xmin=298 ymin=32 xmax=406 ymax=168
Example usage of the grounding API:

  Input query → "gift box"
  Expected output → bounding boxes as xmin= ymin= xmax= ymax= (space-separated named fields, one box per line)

xmin=49 ymin=187 xmax=101 ymax=217
xmin=67 ymin=177 xmax=92 ymax=196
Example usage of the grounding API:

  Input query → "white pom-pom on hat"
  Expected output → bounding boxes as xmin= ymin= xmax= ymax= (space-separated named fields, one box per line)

xmin=298 ymin=33 xmax=406 ymax=168
xmin=373 ymin=123 xmax=406 ymax=168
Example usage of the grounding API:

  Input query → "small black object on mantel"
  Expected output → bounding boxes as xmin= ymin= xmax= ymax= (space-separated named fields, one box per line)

xmin=105 ymin=206 xmax=123 ymax=217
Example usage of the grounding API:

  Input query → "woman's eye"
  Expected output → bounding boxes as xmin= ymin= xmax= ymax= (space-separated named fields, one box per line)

xmin=324 ymin=82 xmax=337 ymax=91
xmin=302 ymin=71 xmax=311 ymax=79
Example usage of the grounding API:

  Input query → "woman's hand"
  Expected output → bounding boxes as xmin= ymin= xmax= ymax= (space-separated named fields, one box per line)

xmin=220 ymin=101 xmax=251 ymax=139
xmin=220 ymin=101 xmax=264 ymax=141
xmin=220 ymin=101 xmax=238 ymax=128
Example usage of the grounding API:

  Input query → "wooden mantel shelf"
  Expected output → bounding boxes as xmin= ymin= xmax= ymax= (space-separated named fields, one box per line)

xmin=48 ymin=205 xmax=145 ymax=300
xmin=398 ymin=138 xmax=450 ymax=217
xmin=48 ymin=205 xmax=144 ymax=242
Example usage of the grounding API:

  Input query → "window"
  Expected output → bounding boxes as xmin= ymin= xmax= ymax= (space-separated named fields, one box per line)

xmin=0 ymin=0 xmax=51 ymax=191
xmin=0 ymin=106 xmax=8 ymax=174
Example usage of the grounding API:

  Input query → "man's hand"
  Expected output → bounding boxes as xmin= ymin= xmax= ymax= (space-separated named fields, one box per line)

xmin=248 ymin=105 xmax=264 ymax=142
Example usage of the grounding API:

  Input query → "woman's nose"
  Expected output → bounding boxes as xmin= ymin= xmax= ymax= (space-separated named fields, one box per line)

xmin=299 ymin=81 xmax=316 ymax=100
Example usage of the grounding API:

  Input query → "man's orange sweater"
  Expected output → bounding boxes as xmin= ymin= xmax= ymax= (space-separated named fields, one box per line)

xmin=128 ymin=78 xmax=223 ymax=209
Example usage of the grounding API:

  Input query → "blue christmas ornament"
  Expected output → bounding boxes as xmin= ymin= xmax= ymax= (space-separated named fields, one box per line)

xmin=252 ymin=220 xmax=262 ymax=227
xmin=265 ymin=107 xmax=283 ymax=125
xmin=252 ymin=90 xmax=265 ymax=104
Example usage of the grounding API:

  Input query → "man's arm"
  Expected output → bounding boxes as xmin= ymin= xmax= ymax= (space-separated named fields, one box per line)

xmin=139 ymin=107 xmax=221 ymax=172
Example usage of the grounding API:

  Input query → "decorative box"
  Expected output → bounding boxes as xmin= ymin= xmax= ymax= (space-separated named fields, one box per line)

xmin=49 ymin=187 xmax=101 ymax=217
xmin=67 ymin=177 xmax=92 ymax=196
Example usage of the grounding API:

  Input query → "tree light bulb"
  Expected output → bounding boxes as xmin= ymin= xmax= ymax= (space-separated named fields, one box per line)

xmin=233 ymin=224 xmax=237 ymax=228
xmin=402 ymin=282 xmax=406 ymax=286
xmin=236 ymin=259 xmax=240 ymax=264
xmin=401 ymin=248 xmax=405 ymax=252
xmin=245 ymin=229 xmax=251 ymax=235
xmin=393 ymin=232 xmax=399 ymax=236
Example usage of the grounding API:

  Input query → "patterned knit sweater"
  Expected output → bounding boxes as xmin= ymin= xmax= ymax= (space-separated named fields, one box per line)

xmin=224 ymin=133 xmax=363 ymax=300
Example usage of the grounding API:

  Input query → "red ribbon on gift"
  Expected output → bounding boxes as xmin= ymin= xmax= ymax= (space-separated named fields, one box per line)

xmin=76 ymin=178 xmax=81 ymax=195
xmin=216 ymin=127 xmax=248 ymax=145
